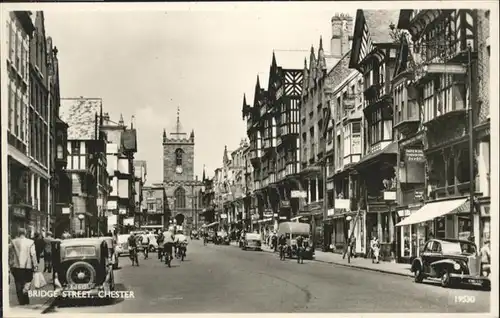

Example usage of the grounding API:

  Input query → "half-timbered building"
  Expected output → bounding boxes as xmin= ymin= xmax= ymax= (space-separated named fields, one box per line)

xmin=395 ymin=9 xmax=490 ymax=250
xmin=59 ymin=97 xmax=108 ymax=236
xmin=348 ymin=10 xmax=401 ymax=261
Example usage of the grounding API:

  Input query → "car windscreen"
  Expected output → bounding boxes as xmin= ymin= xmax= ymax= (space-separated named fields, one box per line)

xmin=441 ymin=241 xmax=476 ymax=255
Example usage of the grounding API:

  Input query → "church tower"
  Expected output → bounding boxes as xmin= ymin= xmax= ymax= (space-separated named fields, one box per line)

xmin=163 ymin=107 xmax=195 ymax=183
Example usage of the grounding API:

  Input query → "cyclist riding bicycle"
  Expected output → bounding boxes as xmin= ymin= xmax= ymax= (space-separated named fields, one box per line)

xmin=128 ymin=233 xmax=139 ymax=266
xmin=278 ymin=234 xmax=287 ymax=261
xmin=174 ymin=232 xmax=189 ymax=259
xmin=163 ymin=230 xmax=176 ymax=266
xmin=157 ymin=232 xmax=165 ymax=260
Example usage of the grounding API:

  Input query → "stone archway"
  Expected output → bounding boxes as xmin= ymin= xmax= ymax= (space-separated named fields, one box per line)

xmin=175 ymin=213 xmax=185 ymax=225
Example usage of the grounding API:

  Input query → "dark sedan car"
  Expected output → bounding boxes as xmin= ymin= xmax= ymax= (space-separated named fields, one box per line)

xmin=411 ymin=238 xmax=490 ymax=289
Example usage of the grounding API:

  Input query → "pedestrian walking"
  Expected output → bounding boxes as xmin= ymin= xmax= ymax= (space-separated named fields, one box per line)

xmin=157 ymin=231 xmax=165 ymax=260
xmin=33 ymin=233 xmax=45 ymax=264
xmin=43 ymin=231 xmax=54 ymax=273
xmin=370 ymin=236 xmax=380 ymax=264
xmin=142 ymin=234 xmax=150 ymax=259
xmin=9 ymin=228 xmax=39 ymax=305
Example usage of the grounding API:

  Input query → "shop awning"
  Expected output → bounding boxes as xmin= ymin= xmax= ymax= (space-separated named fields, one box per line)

xmin=395 ymin=198 xmax=468 ymax=227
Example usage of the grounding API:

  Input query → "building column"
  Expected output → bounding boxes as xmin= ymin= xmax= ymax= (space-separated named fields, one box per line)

xmin=315 ymin=178 xmax=320 ymax=201
xmin=377 ymin=212 xmax=382 ymax=241
xmin=307 ymin=180 xmax=311 ymax=204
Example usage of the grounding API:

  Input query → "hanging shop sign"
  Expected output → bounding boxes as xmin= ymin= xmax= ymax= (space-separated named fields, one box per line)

xmin=405 ymin=148 xmax=425 ymax=162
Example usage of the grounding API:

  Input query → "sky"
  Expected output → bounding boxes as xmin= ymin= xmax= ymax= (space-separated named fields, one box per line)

xmin=41 ymin=4 xmax=359 ymax=184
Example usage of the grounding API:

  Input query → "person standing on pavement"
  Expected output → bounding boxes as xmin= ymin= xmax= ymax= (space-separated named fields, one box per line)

xmin=9 ymin=228 xmax=39 ymax=305
xmin=43 ymin=231 xmax=54 ymax=272
xmin=370 ymin=236 xmax=380 ymax=264
xmin=296 ymin=235 xmax=304 ymax=264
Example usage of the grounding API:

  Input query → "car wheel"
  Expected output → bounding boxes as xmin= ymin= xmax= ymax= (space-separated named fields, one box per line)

xmin=66 ymin=261 xmax=97 ymax=286
xmin=414 ymin=267 xmax=424 ymax=283
xmin=441 ymin=269 xmax=452 ymax=288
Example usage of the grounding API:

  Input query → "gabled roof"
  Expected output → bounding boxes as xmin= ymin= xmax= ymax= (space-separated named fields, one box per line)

xmin=349 ymin=9 xmax=400 ymax=69
xmin=363 ymin=10 xmax=400 ymax=44
xmin=328 ymin=50 xmax=354 ymax=92
xmin=60 ymin=97 xmax=102 ymax=140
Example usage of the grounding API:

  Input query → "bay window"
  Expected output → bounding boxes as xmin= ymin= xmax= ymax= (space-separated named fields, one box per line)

xmin=352 ymin=122 xmax=362 ymax=154
xmin=423 ymin=74 xmax=466 ymax=123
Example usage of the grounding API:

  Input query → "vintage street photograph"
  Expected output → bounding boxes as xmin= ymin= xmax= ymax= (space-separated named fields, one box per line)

xmin=2 ymin=2 xmax=497 ymax=317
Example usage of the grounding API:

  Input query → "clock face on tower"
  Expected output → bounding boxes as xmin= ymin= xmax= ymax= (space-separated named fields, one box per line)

xmin=175 ymin=165 xmax=183 ymax=174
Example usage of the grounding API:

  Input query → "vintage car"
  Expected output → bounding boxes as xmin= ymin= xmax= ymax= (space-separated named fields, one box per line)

xmin=242 ymin=233 xmax=262 ymax=251
xmin=116 ymin=234 xmax=130 ymax=257
xmin=411 ymin=238 xmax=490 ymax=289
xmin=100 ymin=236 xmax=119 ymax=269
xmin=52 ymin=237 xmax=115 ymax=296
xmin=277 ymin=222 xmax=314 ymax=260
xmin=215 ymin=231 xmax=230 ymax=245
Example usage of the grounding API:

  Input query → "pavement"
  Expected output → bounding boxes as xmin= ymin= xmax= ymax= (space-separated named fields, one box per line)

xmin=230 ymin=242 xmax=413 ymax=277
xmin=4 ymin=239 xmax=491 ymax=315
xmin=7 ymin=258 xmax=56 ymax=312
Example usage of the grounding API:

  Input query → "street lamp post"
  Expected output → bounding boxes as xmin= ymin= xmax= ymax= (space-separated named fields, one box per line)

xmin=466 ymin=44 xmax=476 ymax=246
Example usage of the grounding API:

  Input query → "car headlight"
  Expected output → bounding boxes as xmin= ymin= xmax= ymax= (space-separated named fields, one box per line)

xmin=453 ymin=263 xmax=461 ymax=270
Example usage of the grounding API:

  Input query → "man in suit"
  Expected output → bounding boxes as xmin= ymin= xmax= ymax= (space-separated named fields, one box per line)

xmin=9 ymin=227 xmax=39 ymax=305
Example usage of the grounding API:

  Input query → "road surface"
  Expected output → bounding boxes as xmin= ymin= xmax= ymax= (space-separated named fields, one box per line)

xmin=31 ymin=240 xmax=490 ymax=314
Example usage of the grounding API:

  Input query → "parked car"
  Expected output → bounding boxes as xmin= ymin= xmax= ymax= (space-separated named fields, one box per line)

xmin=116 ymin=234 xmax=130 ymax=257
xmin=51 ymin=237 xmax=115 ymax=296
xmin=411 ymin=238 xmax=490 ymax=289
xmin=242 ymin=233 xmax=262 ymax=251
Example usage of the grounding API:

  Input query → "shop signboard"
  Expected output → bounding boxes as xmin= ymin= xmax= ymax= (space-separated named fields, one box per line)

xmin=405 ymin=148 xmax=425 ymax=162
xmin=221 ymin=214 xmax=228 ymax=219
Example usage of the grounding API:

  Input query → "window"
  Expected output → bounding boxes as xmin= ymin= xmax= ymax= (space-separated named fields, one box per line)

xmin=148 ymin=203 xmax=155 ymax=211
xmin=71 ymin=141 xmax=81 ymax=155
xmin=174 ymin=187 xmax=186 ymax=208
xmin=175 ymin=148 xmax=183 ymax=166
xmin=423 ymin=80 xmax=435 ymax=122
xmin=369 ymin=109 xmax=382 ymax=145
xmin=57 ymin=144 xmax=64 ymax=159
xmin=431 ymin=242 xmax=442 ymax=253
xmin=8 ymin=83 xmax=13 ymax=132
xmin=14 ymin=89 xmax=19 ymax=137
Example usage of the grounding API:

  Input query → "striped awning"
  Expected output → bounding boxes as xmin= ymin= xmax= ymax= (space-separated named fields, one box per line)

xmin=396 ymin=198 xmax=468 ymax=227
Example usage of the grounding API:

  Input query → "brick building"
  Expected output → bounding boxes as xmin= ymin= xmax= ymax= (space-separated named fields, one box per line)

xmin=6 ymin=11 xmax=36 ymax=236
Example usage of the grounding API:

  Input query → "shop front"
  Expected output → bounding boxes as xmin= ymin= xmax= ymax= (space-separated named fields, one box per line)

xmin=478 ymin=198 xmax=490 ymax=249
xmin=396 ymin=197 xmax=471 ymax=258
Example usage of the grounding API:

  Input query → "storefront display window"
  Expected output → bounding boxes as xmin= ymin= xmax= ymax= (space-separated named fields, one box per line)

xmin=458 ymin=216 xmax=471 ymax=241
xmin=481 ymin=218 xmax=490 ymax=247
xmin=403 ymin=225 xmax=411 ymax=257
xmin=435 ymin=217 xmax=446 ymax=238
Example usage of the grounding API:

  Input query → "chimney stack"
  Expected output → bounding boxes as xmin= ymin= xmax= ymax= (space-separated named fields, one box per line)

xmin=331 ymin=13 xmax=354 ymax=59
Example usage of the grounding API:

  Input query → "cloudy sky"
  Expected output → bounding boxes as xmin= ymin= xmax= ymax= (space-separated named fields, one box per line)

xmin=40 ymin=3 xmax=360 ymax=184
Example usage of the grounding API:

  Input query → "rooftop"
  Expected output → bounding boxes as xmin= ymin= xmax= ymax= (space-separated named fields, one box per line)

xmin=60 ymin=97 xmax=102 ymax=140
